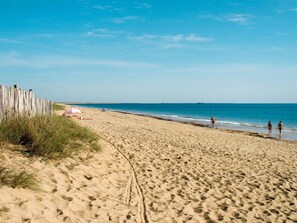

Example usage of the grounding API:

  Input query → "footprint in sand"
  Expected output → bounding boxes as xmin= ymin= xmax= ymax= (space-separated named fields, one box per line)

xmin=220 ymin=205 xmax=228 ymax=212
xmin=193 ymin=207 xmax=203 ymax=214
xmin=56 ymin=208 xmax=63 ymax=216
xmin=50 ymin=178 xmax=58 ymax=184
xmin=61 ymin=195 xmax=73 ymax=202
xmin=88 ymin=196 xmax=96 ymax=201
xmin=84 ymin=175 xmax=93 ymax=180
xmin=217 ymin=214 xmax=224 ymax=221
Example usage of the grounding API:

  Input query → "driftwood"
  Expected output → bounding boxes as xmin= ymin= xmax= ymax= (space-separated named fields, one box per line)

xmin=0 ymin=85 xmax=52 ymax=120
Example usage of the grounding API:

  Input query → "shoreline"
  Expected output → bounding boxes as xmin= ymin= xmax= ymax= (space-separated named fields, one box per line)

xmin=74 ymin=105 xmax=297 ymax=143
xmin=124 ymin=111 xmax=297 ymax=143
xmin=70 ymin=103 xmax=297 ymax=142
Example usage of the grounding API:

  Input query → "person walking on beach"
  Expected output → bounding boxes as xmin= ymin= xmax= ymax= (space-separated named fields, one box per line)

xmin=210 ymin=117 xmax=215 ymax=128
xmin=278 ymin=121 xmax=283 ymax=135
xmin=267 ymin=121 xmax=273 ymax=135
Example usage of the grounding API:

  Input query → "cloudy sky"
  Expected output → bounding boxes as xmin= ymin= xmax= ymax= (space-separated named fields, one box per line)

xmin=0 ymin=0 xmax=296 ymax=102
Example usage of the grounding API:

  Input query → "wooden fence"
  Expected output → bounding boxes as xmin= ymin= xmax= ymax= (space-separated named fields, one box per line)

xmin=0 ymin=85 xmax=53 ymax=120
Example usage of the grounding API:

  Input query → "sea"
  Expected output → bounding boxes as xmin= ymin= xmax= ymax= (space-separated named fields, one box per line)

xmin=74 ymin=103 xmax=297 ymax=141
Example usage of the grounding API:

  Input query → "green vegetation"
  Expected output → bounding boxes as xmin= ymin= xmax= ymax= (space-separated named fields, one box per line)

xmin=0 ymin=115 xmax=100 ymax=159
xmin=53 ymin=103 xmax=66 ymax=111
xmin=0 ymin=114 xmax=100 ymax=190
xmin=0 ymin=165 xmax=39 ymax=190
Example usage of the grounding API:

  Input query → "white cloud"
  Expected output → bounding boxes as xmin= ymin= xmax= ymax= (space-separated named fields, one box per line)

xmin=277 ymin=7 xmax=297 ymax=13
xmin=34 ymin=34 xmax=55 ymax=38
xmin=162 ymin=44 xmax=186 ymax=49
xmin=0 ymin=34 xmax=56 ymax=45
xmin=0 ymin=54 xmax=159 ymax=69
xmin=200 ymin=14 xmax=253 ymax=25
xmin=128 ymin=34 xmax=156 ymax=42
xmin=85 ymin=31 xmax=115 ymax=38
xmin=135 ymin=3 xmax=152 ymax=9
xmin=185 ymin=34 xmax=211 ymax=42
xmin=164 ymin=34 xmax=184 ymax=42
xmin=85 ymin=29 xmax=127 ymax=38
xmin=88 ymin=33 xmax=115 ymax=38
xmin=128 ymin=33 xmax=211 ymax=50
xmin=163 ymin=34 xmax=211 ymax=43
xmin=94 ymin=29 xmax=125 ymax=34
xmin=255 ymin=47 xmax=287 ymax=52
xmin=156 ymin=64 xmax=297 ymax=77
xmin=112 ymin=16 xmax=140 ymax=24
xmin=225 ymin=14 xmax=249 ymax=24
xmin=0 ymin=38 xmax=21 ymax=44
xmin=93 ymin=5 xmax=112 ymax=10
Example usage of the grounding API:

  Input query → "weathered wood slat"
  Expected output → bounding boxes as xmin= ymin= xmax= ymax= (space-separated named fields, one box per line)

xmin=0 ymin=85 xmax=5 ymax=120
xmin=0 ymin=85 xmax=53 ymax=120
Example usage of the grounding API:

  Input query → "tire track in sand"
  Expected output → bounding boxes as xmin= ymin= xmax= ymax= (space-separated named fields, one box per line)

xmin=101 ymin=136 xmax=148 ymax=223
xmin=124 ymin=176 xmax=133 ymax=206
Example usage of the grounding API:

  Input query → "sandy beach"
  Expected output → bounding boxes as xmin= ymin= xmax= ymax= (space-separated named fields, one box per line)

xmin=1 ymin=105 xmax=297 ymax=223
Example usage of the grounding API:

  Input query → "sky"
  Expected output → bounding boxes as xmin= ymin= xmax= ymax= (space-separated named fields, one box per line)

xmin=0 ymin=0 xmax=296 ymax=103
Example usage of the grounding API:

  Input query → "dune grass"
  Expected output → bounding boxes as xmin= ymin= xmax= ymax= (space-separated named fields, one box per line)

xmin=53 ymin=103 xmax=66 ymax=111
xmin=0 ymin=165 xmax=39 ymax=190
xmin=0 ymin=115 xmax=100 ymax=159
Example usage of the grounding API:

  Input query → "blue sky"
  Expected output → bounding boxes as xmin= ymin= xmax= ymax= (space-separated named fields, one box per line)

xmin=0 ymin=0 xmax=296 ymax=103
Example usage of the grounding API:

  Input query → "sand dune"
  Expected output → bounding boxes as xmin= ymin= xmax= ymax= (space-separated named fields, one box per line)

xmin=1 ymin=106 xmax=297 ymax=222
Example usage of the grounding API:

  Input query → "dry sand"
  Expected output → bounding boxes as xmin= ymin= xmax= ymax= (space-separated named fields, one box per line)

xmin=0 ymin=106 xmax=297 ymax=223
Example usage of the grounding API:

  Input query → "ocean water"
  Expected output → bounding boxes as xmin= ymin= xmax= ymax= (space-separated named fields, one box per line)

xmin=75 ymin=103 xmax=297 ymax=141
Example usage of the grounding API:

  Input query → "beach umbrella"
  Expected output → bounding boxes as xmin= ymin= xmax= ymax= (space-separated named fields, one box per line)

xmin=63 ymin=108 xmax=82 ymax=115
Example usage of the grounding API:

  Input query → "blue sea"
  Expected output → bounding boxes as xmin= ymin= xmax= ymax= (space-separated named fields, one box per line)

xmin=75 ymin=103 xmax=297 ymax=141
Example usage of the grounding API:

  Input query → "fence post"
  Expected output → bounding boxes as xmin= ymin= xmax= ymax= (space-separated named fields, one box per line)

xmin=0 ymin=85 xmax=5 ymax=120
xmin=8 ymin=87 xmax=14 ymax=116
xmin=14 ymin=84 xmax=19 ymax=115
xmin=0 ymin=85 xmax=53 ymax=119
xmin=29 ymin=89 xmax=36 ymax=116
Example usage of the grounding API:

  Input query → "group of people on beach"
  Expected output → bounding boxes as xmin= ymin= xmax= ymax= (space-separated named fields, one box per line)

xmin=268 ymin=121 xmax=284 ymax=135
xmin=210 ymin=117 xmax=284 ymax=136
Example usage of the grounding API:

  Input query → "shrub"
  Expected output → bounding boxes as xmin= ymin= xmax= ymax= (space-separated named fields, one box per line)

xmin=0 ymin=165 xmax=38 ymax=190
xmin=0 ymin=115 xmax=100 ymax=159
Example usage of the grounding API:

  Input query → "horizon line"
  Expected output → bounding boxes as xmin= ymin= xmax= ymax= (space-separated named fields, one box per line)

xmin=59 ymin=102 xmax=297 ymax=104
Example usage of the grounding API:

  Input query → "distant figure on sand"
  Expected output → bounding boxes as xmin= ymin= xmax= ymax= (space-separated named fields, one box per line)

xmin=210 ymin=117 xmax=215 ymax=128
xmin=278 ymin=121 xmax=283 ymax=135
xmin=267 ymin=121 xmax=273 ymax=134
xmin=63 ymin=114 xmax=92 ymax=120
